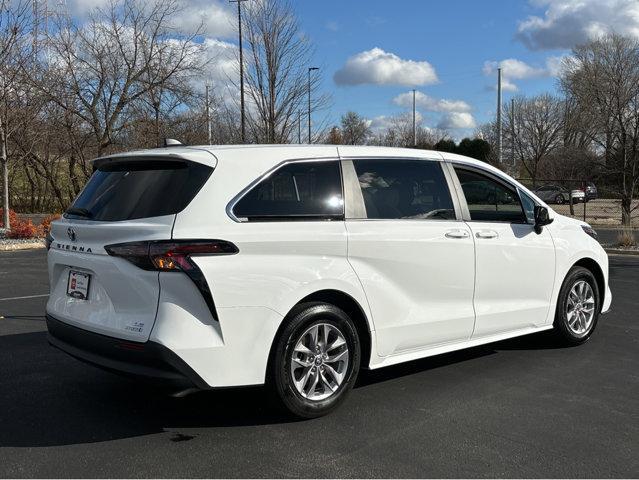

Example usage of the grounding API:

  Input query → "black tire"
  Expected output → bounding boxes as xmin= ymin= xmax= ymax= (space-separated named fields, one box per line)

xmin=553 ymin=266 xmax=600 ymax=345
xmin=555 ymin=194 xmax=564 ymax=204
xmin=270 ymin=302 xmax=361 ymax=418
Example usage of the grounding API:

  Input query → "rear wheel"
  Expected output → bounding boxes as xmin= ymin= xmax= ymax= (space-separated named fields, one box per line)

xmin=554 ymin=266 xmax=600 ymax=345
xmin=271 ymin=303 xmax=360 ymax=418
xmin=555 ymin=194 xmax=564 ymax=204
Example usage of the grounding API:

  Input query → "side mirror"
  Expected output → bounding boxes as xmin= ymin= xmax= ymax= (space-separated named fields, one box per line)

xmin=534 ymin=205 xmax=553 ymax=234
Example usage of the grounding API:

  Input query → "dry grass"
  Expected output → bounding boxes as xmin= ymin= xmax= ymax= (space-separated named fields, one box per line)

xmin=616 ymin=228 xmax=637 ymax=247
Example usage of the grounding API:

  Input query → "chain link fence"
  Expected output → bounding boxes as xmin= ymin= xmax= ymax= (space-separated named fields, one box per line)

xmin=517 ymin=178 xmax=639 ymax=227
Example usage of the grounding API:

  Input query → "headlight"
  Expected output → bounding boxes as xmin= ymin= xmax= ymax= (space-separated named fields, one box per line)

xmin=581 ymin=225 xmax=598 ymax=240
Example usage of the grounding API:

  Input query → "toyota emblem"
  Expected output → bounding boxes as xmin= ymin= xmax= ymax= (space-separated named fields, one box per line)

xmin=67 ymin=227 xmax=77 ymax=242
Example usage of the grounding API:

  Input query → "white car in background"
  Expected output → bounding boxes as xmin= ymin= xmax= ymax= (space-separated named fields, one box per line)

xmin=46 ymin=144 xmax=612 ymax=418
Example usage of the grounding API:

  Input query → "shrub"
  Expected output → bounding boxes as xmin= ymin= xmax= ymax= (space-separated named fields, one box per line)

xmin=617 ymin=228 xmax=637 ymax=248
xmin=40 ymin=214 xmax=62 ymax=235
xmin=7 ymin=218 xmax=40 ymax=239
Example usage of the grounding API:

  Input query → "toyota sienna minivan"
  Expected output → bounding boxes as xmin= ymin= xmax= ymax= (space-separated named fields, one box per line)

xmin=46 ymin=144 xmax=611 ymax=417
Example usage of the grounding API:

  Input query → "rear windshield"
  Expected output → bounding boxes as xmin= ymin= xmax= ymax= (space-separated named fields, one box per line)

xmin=66 ymin=160 xmax=212 ymax=221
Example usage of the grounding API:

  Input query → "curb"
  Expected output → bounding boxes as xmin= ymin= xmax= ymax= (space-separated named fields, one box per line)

xmin=604 ymin=247 xmax=639 ymax=256
xmin=0 ymin=242 xmax=45 ymax=252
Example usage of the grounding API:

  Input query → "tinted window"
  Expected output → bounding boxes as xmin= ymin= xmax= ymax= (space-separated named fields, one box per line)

xmin=233 ymin=161 xmax=343 ymax=220
xmin=353 ymin=159 xmax=455 ymax=220
xmin=68 ymin=160 xmax=212 ymax=222
xmin=454 ymin=168 xmax=525 ymax=223
xmin=520 ymin=190 xmax=536 ymax=223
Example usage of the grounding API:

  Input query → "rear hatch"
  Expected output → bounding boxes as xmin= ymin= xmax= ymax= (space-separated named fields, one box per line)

xmin=46 ymin=157 xmax=213 ymax=342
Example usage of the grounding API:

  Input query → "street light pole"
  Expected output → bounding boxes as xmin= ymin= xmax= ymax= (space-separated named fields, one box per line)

xmin=298 ymin=110 xmax=301 ymax=144
xmin=412 ymin=89 xmax=417 ymax=147
xmin=205 ymin=84 xmax=212 ymax=145
xmin=230 ymin=0 xmax=248 ymax=143
xmin=497 ymin=67 xmax=503 ymax=166
xmin=308 ymin=67 xmax=319 ymax=143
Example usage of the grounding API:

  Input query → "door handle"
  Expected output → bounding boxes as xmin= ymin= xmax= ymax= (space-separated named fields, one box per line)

xmin=475 ymin=230 xmax=499 ymax=239
xmin=445 ymin=229 xmax=470 ymax=239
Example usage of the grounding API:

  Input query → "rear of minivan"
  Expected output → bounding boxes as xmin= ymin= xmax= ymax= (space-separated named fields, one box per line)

xmin=46 ymin=149 xmax=221 ymax=388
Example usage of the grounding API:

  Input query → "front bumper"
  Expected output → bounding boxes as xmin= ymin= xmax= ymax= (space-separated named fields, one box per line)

xmin=46 ymin=314 xmax=209 ymax=389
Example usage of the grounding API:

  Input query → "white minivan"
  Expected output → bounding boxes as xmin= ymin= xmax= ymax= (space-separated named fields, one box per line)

xmin=46 ymin=145 xmax=612 ymax=417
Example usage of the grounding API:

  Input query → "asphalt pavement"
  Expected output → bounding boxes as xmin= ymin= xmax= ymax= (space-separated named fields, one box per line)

xmin=0 ymin=249 xmax=637 ymax=478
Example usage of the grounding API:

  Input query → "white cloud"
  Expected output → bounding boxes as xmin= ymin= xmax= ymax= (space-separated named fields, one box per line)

xmin=517 ymin=0 xmax=639 ymax=50
xmin=393 ymin=91 xmax=471 ymax=113
xmin=482 ymin=58 xmax=548 ymax=91
xmin=64 ymin=0 xmax=236 ymax=38
xmin=334 ymin=48 xmax=438 ymax=86
xmin=437 ymin=112 xmax=477 ymax=130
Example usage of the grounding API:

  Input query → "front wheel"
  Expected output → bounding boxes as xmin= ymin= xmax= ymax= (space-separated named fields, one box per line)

xmin=271 ymin=303 xmax=361 ymax=418
xmin=554 ymin=266 xmax=600 ymax=345
xmin=555 ymin=194 xmax=564 ymax=204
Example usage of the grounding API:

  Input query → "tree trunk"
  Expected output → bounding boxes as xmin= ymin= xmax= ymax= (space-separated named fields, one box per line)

xmin=621 ymin=196 xmax=632 ymax=226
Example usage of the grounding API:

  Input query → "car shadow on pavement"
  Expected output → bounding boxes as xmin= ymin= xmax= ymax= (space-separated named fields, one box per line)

xmin=0 ymin=328 xmax=567 ymax=448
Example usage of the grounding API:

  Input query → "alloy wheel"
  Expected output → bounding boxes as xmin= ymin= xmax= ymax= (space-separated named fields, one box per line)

xmin=290 ymin=323 xmax=350 ymax=401
xmin=566 ymin=280 xmax=596 ymax=335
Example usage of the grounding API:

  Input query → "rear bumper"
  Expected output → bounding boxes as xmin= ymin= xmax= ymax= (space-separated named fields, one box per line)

xmin=46 ymin=314 xmax=209 ymax=390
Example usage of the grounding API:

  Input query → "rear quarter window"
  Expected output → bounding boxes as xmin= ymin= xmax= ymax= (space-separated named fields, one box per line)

xmin=67 ymin=160 xmax=212 ymax=221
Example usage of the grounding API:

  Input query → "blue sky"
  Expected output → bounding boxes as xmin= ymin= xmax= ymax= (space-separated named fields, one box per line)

xmin=294 ymin=0 xmax=562 ymax=135
xmin=65 ymin=0 xmax=639 ymax=138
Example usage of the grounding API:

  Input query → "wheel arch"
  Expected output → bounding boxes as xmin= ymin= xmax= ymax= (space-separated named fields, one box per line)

xmin=572 ymin=257 xmax=606 ymax=310
xmin=266 ymin=289 xmax=373 ymax=380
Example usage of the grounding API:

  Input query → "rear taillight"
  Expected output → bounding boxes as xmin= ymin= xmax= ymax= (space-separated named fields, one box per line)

xmin=105 ymin=240 xmax=238 ymax=321
xmin=104 ymin=240 xmax=238 ymax=271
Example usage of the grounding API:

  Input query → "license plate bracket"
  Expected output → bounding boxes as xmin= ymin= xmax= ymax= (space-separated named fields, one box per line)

xmin=67 ymin=270 xmax=91 ymax=300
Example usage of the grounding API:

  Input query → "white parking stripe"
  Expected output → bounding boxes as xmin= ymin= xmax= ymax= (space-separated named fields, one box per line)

xmin=0 ymin=293 xmax=49 ymax=302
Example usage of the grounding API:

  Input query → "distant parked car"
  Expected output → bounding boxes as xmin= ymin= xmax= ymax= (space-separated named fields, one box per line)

xmin=570 ymin=189 xmax=586 ymax=203
xmin=585 ymin=182 xmax=598 ymax=201
xmin=535 ymin=185 xmax=584 ymax=204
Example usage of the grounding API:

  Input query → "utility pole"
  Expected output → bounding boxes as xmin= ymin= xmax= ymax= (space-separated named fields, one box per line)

xmin=298 ymin=110 xmax=301 ymax=144
xmin=497 ymin=67 xmax=503 ymax=166
xmin=412 ymin=89 xmax=417 ymax=147
xmin=308 ymin=66 xmax=319 ymax=143
xmin=510 ymin=98 xmax=515 ymax=167
xmin=230 ymin=0 xmax=248 ymax=143
xmin=205 ymin=85 xmax=212 ymax=145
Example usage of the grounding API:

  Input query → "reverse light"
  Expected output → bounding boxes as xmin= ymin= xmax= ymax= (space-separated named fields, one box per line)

xmin=581 ymin=225 xmax=598 ymax=240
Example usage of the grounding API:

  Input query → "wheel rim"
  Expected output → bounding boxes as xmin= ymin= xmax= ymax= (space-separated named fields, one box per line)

xmin=566 ymin=280 xmax=596 ymax=335
xmin=290 ymin=323 xmax=350 ymax=401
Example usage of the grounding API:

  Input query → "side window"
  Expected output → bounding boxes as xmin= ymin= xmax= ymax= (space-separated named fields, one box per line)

xmin=520 ymin=189 xmax=536 ymax=224
xmin=352 ymin=159 xmax=455 ymax=220
xmin=233 ymin=161 xmax=343 ymax=221
xmin=454 ymin=167 xmax=526 ymax=223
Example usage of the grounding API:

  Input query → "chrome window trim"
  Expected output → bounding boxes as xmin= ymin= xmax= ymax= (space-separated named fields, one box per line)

xmin=225 ymin=157 xmax=343 ymax=223
xmin=343 ymin=156 xmax=463 ymax=222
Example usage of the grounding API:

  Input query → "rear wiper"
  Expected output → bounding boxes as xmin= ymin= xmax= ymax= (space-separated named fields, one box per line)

xmin=65 ymin=207 xmax=93 ymax=218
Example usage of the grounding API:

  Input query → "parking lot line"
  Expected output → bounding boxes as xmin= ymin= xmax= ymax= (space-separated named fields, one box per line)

xmin=0 ymin=293 xmax=49 ymax=302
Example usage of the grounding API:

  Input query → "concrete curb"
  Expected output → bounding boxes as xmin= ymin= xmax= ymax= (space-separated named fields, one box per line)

xmin=604 ymin=247 xmax=639 ymax=256
xmin=0 ymin=241 xmax=45 ymax=252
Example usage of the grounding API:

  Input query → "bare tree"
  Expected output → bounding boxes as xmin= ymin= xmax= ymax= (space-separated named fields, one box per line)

xmin=242 ymin=0 xmax=327 ymax=143
xmin=0 ymin=0 xmax=30 ymax=228
xmin=340 ymin=111 xmax=371 ymax=145
xmin=504 ymin=94 xmax=564 ymax=185
xmin=369 ymin=112 xmax=449 ymax=148
xmin=561 ymin=33 xmax=639 ymax=225
xmin=34 ymin=0 xmax=204 ymax=168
